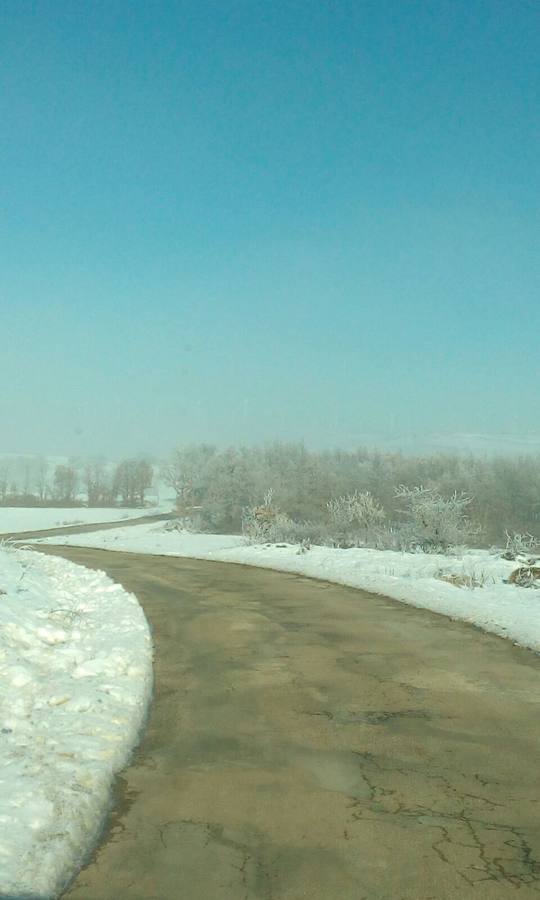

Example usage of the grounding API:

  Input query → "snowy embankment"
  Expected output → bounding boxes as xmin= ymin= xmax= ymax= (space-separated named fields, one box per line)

xmin=0 ymin=546 xmax=152 ymax=899
xmin=0 ymin=505 xmax=172 ymax=535
xmin=36 ymin=523 xmax=540 ymax=653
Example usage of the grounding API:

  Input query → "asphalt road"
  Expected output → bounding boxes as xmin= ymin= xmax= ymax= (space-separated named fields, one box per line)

xmin=31 ymin=544 xmax=540 ymax=900
xmin=0 ymin=512 xmax=174 ymax=544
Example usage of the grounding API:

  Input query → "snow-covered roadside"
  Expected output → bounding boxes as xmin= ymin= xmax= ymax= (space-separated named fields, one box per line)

xmin=35 ymin=523 xmax=540 ymax=653
xmin=33 ymin=526 xmax=246 ymax=556
xmin=0 ymin=504 xmax=172 ymax=535
xmin=0 ymin=546 xmax=152 ymax=900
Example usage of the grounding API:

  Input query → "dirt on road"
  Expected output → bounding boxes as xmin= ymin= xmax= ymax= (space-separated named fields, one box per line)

xmin=33 ymin=545 xmax=540 ymax=900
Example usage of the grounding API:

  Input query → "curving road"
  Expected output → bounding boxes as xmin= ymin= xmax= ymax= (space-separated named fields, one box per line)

xmin=32 ymin=544 xmax=540 ymax=900
xmin=0 ymin=511 xmax=173 ymax=544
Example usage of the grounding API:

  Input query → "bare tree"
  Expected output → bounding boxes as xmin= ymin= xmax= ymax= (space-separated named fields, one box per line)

xmin=53 ymin=465 xmax=78 ymax=503
xmin=113 ymin=460 xmax=135 ymax=506
xmin=0 ymin=462 xmax=10 ymax=503
xmin=35 ymin=457 xmax=50 ymax=502
xmin=113 ymin=458 xmax=153 ymax=506
xmin=21 ymin=460 xmax=32 ymax=497
xmin=84 ymin=460 xmax=112 ymax=506
xmin=134 ymin=459 xmax=153 ymax=506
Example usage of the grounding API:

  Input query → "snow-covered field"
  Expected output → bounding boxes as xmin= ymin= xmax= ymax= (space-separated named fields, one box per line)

xmin=35 ymin=522 xmax=540 ymax=653
xmin=0 ymin=505 xmax=172 ymax=535
xmin=0 ymin=546 xmax=152 ymax=899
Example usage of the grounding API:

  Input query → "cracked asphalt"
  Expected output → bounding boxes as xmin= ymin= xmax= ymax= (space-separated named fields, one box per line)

xmin=34 ymin=545 xmax=540 ymax=900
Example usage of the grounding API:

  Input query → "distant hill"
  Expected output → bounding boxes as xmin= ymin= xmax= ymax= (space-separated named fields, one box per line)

xmin=336 ymin=433 xmax=540 ymax=457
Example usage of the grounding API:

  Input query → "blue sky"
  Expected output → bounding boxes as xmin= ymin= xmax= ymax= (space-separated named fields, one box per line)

xmin=1 ymin=0 xmax=538 ymax=457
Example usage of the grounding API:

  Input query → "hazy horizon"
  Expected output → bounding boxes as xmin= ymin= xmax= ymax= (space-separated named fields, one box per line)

xmin=2 ymin=1 xmax=538 ymax=459
xmin=3 ymin=431 xmax=540 ymax=464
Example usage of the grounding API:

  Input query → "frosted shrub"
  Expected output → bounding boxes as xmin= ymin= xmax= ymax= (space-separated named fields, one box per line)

xmin=502 ymin=531 xmax=539 ymax=561
xmin=242 ymin=507 xmax=274 ymax=543
xmin=327 ymin=490 xmax=385 ymax=548
xmin=507 ymin=565 xmax=540 ymax=588
xmin=245 ymin=511 xmax=294 ymax=544
xmin=242 ymin=490 xmax=286 ymax=543
xmin=243 ymin=491 xmax=331 ymax=546
xmin=435 ymin=561 xmax=495 ymax=589
xmin=372 ymin=524 xmax=417 ymax=552
xmin=163 ymin=517 xmax=194 ymax=533
xmin=394 ymin=485 xmax=481 ymax=553
xmin=270 ymin=519 xmax=331 ymax=546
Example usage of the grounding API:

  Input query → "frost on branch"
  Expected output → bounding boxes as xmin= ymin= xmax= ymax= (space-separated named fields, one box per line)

xmin=327 ymin=491 xmax=385 ymax=548
xmin=393 ymin=485 xmax=481 ymax=553
xmin=242 ymin=490 xmax=288 ymax=543
xmin=501 ymin=531 xmax=540 ymax=561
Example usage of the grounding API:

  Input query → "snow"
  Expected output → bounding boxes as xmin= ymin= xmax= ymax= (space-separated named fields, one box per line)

xmin=0 ymin=505 xmax=172 ymax=535
xmin=35 ymin=523 xmax=540 ymax=653
xmin=34 ymin=526 xmax=246 ymax=556
xmin=0 ymin=545 xmax=152 ymax=899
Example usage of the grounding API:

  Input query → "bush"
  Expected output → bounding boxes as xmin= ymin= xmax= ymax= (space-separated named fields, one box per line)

xmin=371 ymin=524 xmax=417 ymax=552
xmin=507 ymin=565 xmax=540 ymax=588
xmin=242 ymin=491 xmax=331 ymax=546
xmin=242 ymin=491 xmax=285 ymax=543
xmin=268 ymin=519 xmax=331 ymax=546
xmin=393 ymin=485 xmax=481 ymax=553
xmin=163 ymin=518 xmax=188 ymax=532
xmin=327 ymin=490 xmax=385 ymax=547
xmin=162 ymin=516 xmax=206 ymax=533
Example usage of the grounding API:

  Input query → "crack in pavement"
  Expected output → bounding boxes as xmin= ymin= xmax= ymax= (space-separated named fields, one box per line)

xmin=154 ymin=819 xmax=274 ymax=900
xmin=348 ymin=751 xmax=540 ymax=891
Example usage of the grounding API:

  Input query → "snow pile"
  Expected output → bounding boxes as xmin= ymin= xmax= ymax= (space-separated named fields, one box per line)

xmin=0 ymin=505 xmax=172 ymax=535
xmin=35 ymin=524 xmax=540 ymax=653
xmin=0 ymin=545 xmax=153 ymax=899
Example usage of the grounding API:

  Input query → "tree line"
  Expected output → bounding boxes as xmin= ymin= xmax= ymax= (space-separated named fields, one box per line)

xmin=0 ymin=457 xmax=154 ymax=507
xmin=2 ymin=443 xmax=539 ymax=545
xmin=162 ymin=443 xmax=540 ymax=546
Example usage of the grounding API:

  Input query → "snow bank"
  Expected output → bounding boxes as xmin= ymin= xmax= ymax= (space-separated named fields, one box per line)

xmin=35 ymin=523 xmax=540 ymax=653
xmin=0 ymin=546 xmax=153 ymax=899
xmin=34 ymin=525 xmax=245 ymax=556
xmin=0 ymin=505 xmax=171 ymax=535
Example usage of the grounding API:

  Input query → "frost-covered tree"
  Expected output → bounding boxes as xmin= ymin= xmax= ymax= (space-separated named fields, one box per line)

xmin=162 ymin=445 xmax=217 ymax=512
xmin=159 ymin=442 xmax=540 ymax=544
xmin=200 ymin=448 xmax=260 ymax=531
